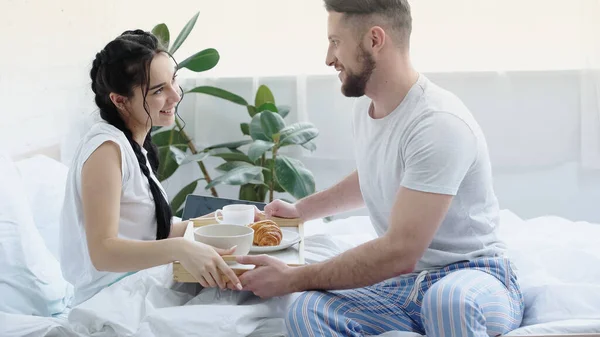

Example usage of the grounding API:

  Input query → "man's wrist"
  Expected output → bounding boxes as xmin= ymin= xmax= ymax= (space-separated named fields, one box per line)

xmin=287 ymin=265 xmax=308 ymax=293
xmin=294 ymin=199 xmax=309 ymax=222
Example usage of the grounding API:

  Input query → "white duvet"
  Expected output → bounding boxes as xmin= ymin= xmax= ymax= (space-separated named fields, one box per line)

xmin=2 ymin=210 xmax=600 ymax=336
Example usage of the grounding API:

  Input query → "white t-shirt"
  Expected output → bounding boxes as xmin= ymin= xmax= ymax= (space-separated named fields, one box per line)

xmin=59 ymin=121 xmax=165 ymax=306
xmin=352 ymin=74 xmax=506 ymax=272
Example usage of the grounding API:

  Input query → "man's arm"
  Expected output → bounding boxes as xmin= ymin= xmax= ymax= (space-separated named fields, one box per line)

xmin=289 ymin=186 xmax=452 ymax=291
xmin=290 ymin=112 xmax=476 ymax=291
xmin=295 ymin=170 xmax=364 ymax=221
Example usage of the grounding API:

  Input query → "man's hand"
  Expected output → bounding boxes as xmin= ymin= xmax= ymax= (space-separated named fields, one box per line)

xmin=232 ymin=255 xmax=295 ymax=298
xmin=254 ymin=200 xmax=301 ymax=221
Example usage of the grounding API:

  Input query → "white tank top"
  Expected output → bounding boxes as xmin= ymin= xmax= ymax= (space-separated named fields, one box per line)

xmin=59 ymin=121 xmax=166 ymax=306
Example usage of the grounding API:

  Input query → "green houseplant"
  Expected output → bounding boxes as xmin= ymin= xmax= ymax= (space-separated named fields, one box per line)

xmin=149 ymin=12 xmax=320 ymax=214
xmin=198 ymin=84 xmax=320 ymax=203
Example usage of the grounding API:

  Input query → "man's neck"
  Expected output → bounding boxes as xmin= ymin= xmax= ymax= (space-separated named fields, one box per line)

xmin=366 ymin=58 xmax=419 ymax=119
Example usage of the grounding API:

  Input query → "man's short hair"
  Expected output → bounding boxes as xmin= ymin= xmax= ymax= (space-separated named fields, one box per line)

xmin=324 ymin=0 xmax=412 ymax=48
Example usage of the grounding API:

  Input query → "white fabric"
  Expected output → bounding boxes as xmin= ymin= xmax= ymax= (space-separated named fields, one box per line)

xmin=0 ymin=154 xmax=72 ymax=316
xmin=60 ymin=121 xmax=165 ymax=307
xmin=497 ymin=211 xmax=600 ymax=326
xmin=2 ymin=211 xmax=600 ymax=336
xmin=353 ymin=74 xmax=505 ymax=272
xmin=14 ymin=155 xmax=69 ymax=261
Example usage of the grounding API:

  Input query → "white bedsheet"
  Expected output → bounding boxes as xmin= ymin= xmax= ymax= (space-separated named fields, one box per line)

xmin=2 ymin=210 xmax=600 ymax=337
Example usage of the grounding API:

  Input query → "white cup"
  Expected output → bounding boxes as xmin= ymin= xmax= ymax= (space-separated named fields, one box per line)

xmin=214 ymin=204 xmax=255 ymax=225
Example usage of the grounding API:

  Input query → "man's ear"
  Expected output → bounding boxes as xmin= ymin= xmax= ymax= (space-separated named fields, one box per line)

xmin=369 ymin=26 xmax=386 ymax=53
xmin=109 ymin=93 xmax=127 ymax=111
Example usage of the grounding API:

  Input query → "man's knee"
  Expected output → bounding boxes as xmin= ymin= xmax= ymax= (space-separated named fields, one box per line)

xmin=285 ymin=292 xmax=308 ymax=333
xmin=420 ymin=270 xmax=521 ymax=337
xmin=422 ymin=279 xmax=477 ymax=318
xmin=285 ymin=291 xmax=327 ymax=336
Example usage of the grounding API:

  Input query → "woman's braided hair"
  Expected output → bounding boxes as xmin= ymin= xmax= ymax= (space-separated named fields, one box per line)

xmin=90 ymin=29 xmax=173 ymax=240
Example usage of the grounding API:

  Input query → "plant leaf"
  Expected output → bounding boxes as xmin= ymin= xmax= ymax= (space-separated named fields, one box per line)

xmin=248 ymin=140 xmax=275 ymax=162
xmin=239 ymin=184 xmax=263 ymax=202
xmin=175 ymin=208 xmax=184 ymax=218
xmin=211 ymin=152 xmax=253 ymax=164
xmin=157 ymin=144 xmax=186 ymax=181
xmin=215 ymin=161 xmax=253 ymax=173
xmin=181 ymin=152 xmax=210 ymax=165
xmin=255 ymin=85 xmax=275 ymax=108
xmin=277 ymin=105 xmax=291 ymax=118
xmin=178 ymin=48 xmax=219 ymax=72
xmin=240 ymin=123 xmax=250 ymax=136
xmin=249 ymin=112 xmax=271 ymax=141
xmin=171 ymin=179 xmax=202 ymax=215
xmin=247 ymin=105 xmax=257 ymax=117
xmin=151 ymin=23 xmax=170 ymax=49
xmin=280 ymin=127 xmax=319 ymax=147
xmin=204 ymin=139 xmax=252 ymax=151
xmin=302 ymin=141 xmax=317 ymax=152
xmin=275 ymin=155 xmax=315 ymax=199
xmin=230 ymin=148 xmax=245 ymax=154
xmin=169 ymin=11 xmax=199 ymax=55
xmin=279 ymin=122 xmax=314 ymax=138
xmin=205 ymin=166 xmax=264 ymax=190
xmin=257 ymin=103 xmax=277 ymax=113
xmin=152 ymin=129 xmax=189 ymax=147
xmin=186 ymin=86 xmax=248 ymax=105
xmin=260 ymin=111 xmax=286 ymax=140
xmin=169 ymin=145 xmax=187 ymax=165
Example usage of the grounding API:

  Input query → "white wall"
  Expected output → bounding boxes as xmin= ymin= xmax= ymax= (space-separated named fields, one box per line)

xmin=0 ymin=0 xmax=329 ymax=156
xmin=2 ymin=0 xmax=596 ymax=157
xmin=2 ymin=0 xmax=599 ymax=223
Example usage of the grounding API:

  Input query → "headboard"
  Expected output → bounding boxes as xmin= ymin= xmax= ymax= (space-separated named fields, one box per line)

xmin=12 ymin=144 xmax=61 ymax=162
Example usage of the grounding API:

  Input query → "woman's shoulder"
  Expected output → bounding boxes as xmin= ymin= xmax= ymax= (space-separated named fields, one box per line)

xmin=78 ymin=121 xmax=132 ymax=154
xmin=72 ymin=121 xmax=134 ymax=178
xmin=83 ymin=121 xmax=127 ymax=142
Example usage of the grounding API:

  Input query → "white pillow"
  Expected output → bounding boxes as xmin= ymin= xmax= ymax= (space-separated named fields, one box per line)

xmin=0 ymin=154 xmax=72 ymax=316
xmin=15 ymin=155 xmax=69 ymax=261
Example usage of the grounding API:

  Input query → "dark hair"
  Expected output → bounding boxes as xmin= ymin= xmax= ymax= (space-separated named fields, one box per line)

xmin=90 ymin=29 xmax=176 ymax=240
xmin=323 ymin=0 xmax=412 ymax=47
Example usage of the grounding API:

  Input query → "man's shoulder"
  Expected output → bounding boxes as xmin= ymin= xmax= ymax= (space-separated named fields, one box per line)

xmin=410 ymin=79 xmax=482 ymax=137
xmin=418 ymin=78 xmax=472 ymax=118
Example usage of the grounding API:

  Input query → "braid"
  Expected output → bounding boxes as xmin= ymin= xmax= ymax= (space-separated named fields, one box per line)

xmin=143 ymin=134 xmax=160 ymax=173
xmin=90 ymin=30 xmax=173 ymax=240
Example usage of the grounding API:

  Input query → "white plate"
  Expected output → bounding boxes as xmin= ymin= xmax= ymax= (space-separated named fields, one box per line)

xmin=249 ymin=229 xmax=301 ymax=253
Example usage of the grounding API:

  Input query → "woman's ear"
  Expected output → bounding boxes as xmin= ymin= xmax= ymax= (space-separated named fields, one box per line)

xmin=109 ymin=93 xmax=127 ymax=111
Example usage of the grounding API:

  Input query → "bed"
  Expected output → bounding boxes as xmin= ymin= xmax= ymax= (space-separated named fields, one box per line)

xmin=1 ymin=146 xmax=599 ymax=337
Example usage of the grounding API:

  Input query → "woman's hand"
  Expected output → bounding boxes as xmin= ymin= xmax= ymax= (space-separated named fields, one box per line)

xmin=177 ymin=240 xmax=243 ymax=290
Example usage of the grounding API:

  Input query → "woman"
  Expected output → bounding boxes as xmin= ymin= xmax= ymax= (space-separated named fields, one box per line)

xmin=59 ymin=30 xmax=242 ymax=307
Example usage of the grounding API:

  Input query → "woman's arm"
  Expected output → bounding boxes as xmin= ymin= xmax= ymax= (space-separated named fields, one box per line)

xmin=80 ymin=141 xmax=242 ymax=290
xmin=169 ymin=221 xmax=190 ymax=238
xmin=81 ymin=141 xmax=182 ymax=271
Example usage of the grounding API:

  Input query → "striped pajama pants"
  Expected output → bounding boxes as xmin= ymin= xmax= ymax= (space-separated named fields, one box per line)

xmin=286 ymin=257 xmax=524 ymax=337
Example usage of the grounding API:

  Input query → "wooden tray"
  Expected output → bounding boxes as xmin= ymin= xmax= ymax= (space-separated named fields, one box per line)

xmin=172 ymin=213 xmax=305 ymax=283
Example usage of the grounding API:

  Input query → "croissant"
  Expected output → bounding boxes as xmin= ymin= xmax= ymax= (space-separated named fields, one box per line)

xmin=249 ymin=220 xmax=283 ymax=246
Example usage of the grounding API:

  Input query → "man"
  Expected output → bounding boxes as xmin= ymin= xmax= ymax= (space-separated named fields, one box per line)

xmin=233 ymin=1 xmax=525 ymax=336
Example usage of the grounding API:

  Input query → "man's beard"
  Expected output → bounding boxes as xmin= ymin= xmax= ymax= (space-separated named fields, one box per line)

xmin=341 ymin=45 xmax=376 ymax=97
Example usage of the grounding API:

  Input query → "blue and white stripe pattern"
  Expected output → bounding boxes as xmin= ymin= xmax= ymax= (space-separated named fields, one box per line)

xmin=286 ymin=257 xmax=524 ymax=337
